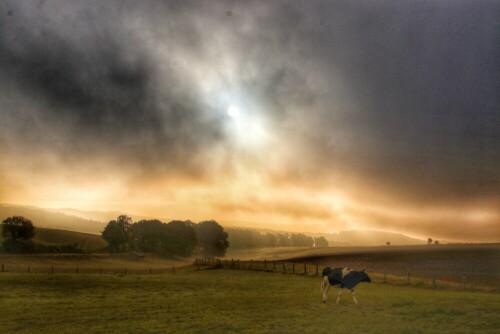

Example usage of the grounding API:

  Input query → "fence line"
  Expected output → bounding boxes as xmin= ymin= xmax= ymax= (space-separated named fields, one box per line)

xmin=0 ymin=263 xmax=179 ymax=276
xmin=1 ymin=258 xmax=498 ymax=291
xmin=194 ymin=258 xmax=499 ymax=291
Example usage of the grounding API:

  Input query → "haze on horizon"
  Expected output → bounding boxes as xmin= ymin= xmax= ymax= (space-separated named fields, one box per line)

xmin=0 ymin=1 xmax=498 ymax=243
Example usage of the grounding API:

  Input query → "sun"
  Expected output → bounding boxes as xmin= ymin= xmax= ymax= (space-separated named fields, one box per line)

xmin=227 ymin=105 xmax=240 ymax=119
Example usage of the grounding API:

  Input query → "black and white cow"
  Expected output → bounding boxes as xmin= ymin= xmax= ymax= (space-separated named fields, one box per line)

xmin=321 ymin=267 xmax=371 ymax=304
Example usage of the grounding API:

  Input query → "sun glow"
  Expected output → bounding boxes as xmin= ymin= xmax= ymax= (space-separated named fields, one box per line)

xmin=227 ymin=105 xmax=240 ymax=119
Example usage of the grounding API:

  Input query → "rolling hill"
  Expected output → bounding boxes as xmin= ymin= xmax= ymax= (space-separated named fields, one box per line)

xmin=2 ymin=204 xmax=427 ymax=246
xmin=0 ymin=204 xmax=105 ymax=234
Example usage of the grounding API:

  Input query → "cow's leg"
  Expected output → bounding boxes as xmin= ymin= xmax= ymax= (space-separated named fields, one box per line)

xmin=351 ymin=289 xmax=358 ymax=304
xmin=322 ymin=276 xmax=330 ymax=303
xmin=336 ymin=288 xmax=342 ymax=303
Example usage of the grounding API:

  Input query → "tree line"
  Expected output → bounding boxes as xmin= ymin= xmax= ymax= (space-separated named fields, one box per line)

xmin=101 ymin=216 xmax=229 ymax=257
xmin=226 ymin=228 xmax=329 ymax=249
xmin=1 ymin=215 xmax=331 ymax=256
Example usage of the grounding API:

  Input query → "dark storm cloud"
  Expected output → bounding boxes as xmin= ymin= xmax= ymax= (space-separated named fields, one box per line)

xmin=0 ymin=0 xmax=229 ymax=177
xmin=279 ymin=0 xmax=500 ymax=207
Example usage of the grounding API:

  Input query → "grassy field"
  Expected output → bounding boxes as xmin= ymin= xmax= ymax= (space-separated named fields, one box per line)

xmin=0 ymin=269 xmax=498 ymax=333
xmin=0 ymin=253 xmax=192 ymax=273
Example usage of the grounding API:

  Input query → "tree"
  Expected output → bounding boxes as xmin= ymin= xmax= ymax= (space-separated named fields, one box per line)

xmin=101 ymin=215 xmax=132 ymax=252
xmin=277 ymin=233 xmax=291 ymax=247
xmin=129 ymin=219 xmax=197 ymax=257
xmin=265 ymin=233 xmax=278 ymax=247
xmin=129 ymin=219 xmax=164 ymax=253
xmin=314 ymin=236 xmax=329 ymax=247
xmin=290 ymin=233 xmax=314 ymax=247
xmin=386 ymin=241 xmax=391 ymax=246
xmin=434 ymin=240 xmax=439 ymax=245
xmin=163 ymin=220 xmax=197 ymax=257
xmin=1 ymin=216 xmax=35 ymax=240
xmin=195 ymin=220 xmax=229 ymax=257
xmin=428 ymin=238 xmax=433 ymax=245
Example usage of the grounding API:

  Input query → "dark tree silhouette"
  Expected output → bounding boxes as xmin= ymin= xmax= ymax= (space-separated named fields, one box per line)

xmin=1 ymin=216 xmax=35 ymax=240
xmin=290 ymin=233 xmax=314 ymax=247
xmin=101 ymin=215 xmax=132 ymax=252
xmin=129 ymin=219 xmax=164 ymax=253
xmin=196 ymin=220 xmax=229 ymax=257
xmin=314 ymin=236 xmax=329 ymax=247
xmin=130 ymin=219 xmax=197 ymax=257
xmin=428 ymin=238 xmax=433 ymax=245
xmin=165 ymin=220 xmax=197 ymax=257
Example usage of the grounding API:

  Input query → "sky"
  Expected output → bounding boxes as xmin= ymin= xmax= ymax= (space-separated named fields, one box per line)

xmin=0 ymin=0 xmax=498 ymax=242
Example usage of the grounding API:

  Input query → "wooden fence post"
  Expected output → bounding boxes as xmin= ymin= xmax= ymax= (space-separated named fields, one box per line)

xmin=100 ymin=267 xmax=103 ymax=275
xmin=264 ymin=259 xmax=267 ymax=269
xmin=273 ymin=261 xmax=276 ymax=270
xmin=292 ymin=263 xmax=295 ymax=273
xmin=383 ymin=271 xmax=387 ymax=283
xmin=304 ymin=263 xmax=307 ymax=274
xmin=51 ymin=266 xmax=54 ymax=274
xmin=124 ymin=268 xmax=127 ymax=276
xmin=316 ymin=265 xmax=319 ymax=276
xmin=197 ymin=263 xmax=200 ymax=271
xmin=149 ymin=268 xmax=152 ymax=275
xmin=283 ymin=262 xmax=286 ymax=272
xmin=172 ymin=266 xmax=175 ymax=274
xmin=250 ymin=259 xmax=253 ymax=269
xmin=76 ymin=267 xmax=79 ymax=274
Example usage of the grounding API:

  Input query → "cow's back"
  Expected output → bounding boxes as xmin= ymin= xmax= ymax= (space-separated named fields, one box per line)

xmin=323 ymin=267 xmax=345 ymax=286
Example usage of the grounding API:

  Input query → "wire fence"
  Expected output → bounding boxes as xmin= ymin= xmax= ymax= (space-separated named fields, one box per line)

xmin=1 ymin=258 xmax=498 ymax=291
xmin=0 ymin=263 xmax=178 ymax=276
xmin=194 ymin=258 xmax=500 ymax=291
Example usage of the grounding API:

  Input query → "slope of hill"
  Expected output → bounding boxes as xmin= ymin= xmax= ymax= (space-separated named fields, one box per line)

xmin=0 ymin=204 xmax=105 ymax=234
xmin=0 ymin=227 xmax=106 ymax=252
xmin=323 ymin=230 xmax=426 ymax=246
xmin=33 ymin=228 xmax=107 ymax=251
xmin=223 ymin=224 xmax=425 ymax=246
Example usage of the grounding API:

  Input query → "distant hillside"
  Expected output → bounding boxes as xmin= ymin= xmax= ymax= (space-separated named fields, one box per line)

xmin=225 ymin=226 xmax=425 ymax=247
xmin=1 ymin=204 xmax=426 ymax=246
xmin=56 ymin=208 xmax=169 ymax=224
xmin=33 ymin=228 xmax=107 ymax=251
xmin=0 ymin=204 xmax=104 ymax=234
xmin=321 ymin=230 xmax=426 ymax=246
xmin=55 ymin=208 xmax=124 ymax=223
xmin=0 ymin=227 xmax=107 ymax=252
xmin=222 ymin=221 xmax=425 ymax=246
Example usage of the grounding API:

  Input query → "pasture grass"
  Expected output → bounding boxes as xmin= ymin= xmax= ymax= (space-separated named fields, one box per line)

xmin=0 ymin=269 xmax=498 ymax=333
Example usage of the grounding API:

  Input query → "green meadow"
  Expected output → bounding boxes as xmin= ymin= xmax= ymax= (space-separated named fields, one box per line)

xmin=0 ymin=269 xmax=498 ymax=333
